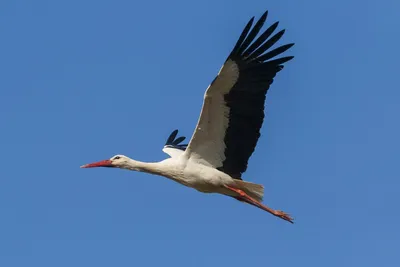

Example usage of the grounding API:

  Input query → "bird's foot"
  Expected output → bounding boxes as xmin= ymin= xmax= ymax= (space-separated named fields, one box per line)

xmin=224 ymin=185 xmax=294 ymax=224
xmin=273 ymin=210 xmax=294 ymax=224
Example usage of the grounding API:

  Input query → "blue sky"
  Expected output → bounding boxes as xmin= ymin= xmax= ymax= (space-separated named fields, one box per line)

xmin=1 ymin=0 xmax=399 ymax=266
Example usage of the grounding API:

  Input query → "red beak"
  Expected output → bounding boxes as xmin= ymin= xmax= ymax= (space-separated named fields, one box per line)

xmin=80 ymin=159 xmax=113 ymax=168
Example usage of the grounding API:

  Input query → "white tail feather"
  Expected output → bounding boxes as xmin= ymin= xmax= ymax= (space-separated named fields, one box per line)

xmin=234 ymin=180 xmax=264 ymax=202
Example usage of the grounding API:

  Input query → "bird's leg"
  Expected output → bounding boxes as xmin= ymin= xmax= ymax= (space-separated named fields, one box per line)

xmin=224 ymin=185 xmax=294 ymax=224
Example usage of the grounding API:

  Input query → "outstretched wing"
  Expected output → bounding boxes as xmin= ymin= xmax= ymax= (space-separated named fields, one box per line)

xmin=183 ymin=10 xmax=294 ymax=178
xmin=162 ymin=129 xmax=188 ymax=158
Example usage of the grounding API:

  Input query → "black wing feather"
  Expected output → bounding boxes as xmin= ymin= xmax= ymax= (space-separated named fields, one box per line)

xmin=242 ymin=21 xmax=279 ymax=58
xmin=216 ymin=10 xmax=294 ymax=178
xmin=245 ymin=30 xmax=286 ymax=62
xmin=164 ymin=129 xmax=188 ymax=151
xmin=236 ymin=11 xmax=268 ymax=55
xmin=257 ymin=43 xmax=294 ymax=62
xmin=165 ymin=130 xmax=178 ymax=145
xmin=173 ymin=136 xmax=186 ymax=145
xmin=228 ymin=17 xmax=254 ymax=58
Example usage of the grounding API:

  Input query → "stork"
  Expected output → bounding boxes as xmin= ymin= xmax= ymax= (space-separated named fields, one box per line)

xmin=81 ymin=10 xmax=295 ymax=223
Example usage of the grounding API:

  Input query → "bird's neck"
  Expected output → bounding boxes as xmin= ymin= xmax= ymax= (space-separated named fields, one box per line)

xmin=124 ymin=159 xmax=167 ymax=177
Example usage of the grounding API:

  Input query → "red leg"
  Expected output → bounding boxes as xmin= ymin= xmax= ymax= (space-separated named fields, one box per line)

xmin=225 ymin=185 xmax=294 ymax=224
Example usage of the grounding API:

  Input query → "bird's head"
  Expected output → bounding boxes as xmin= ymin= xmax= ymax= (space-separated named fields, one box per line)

xmin=80 ymin=154 xmax=130 ymax=169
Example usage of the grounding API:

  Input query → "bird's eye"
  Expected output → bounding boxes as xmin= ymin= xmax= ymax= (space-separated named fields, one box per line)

xmin=114 ymin=156 xmax=120 ymax=160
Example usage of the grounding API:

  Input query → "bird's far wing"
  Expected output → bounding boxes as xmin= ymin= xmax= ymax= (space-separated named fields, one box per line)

xmin=162 ymin=129 xmax=188 ymax=158
xmin=183 ymin=10 xmax=294 ymax=179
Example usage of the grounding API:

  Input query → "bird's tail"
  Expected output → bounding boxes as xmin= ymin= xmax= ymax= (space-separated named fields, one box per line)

xmin=233 ymin=180 xmax=264 ymax=202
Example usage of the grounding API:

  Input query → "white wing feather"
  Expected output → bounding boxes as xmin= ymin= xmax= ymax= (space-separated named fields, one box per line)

xmin=183 ymin=59 xmax=240 ymax=167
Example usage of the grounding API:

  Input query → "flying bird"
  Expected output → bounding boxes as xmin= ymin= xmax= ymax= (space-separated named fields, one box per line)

xmin=81 ymin=10 xmax=295 ymax=223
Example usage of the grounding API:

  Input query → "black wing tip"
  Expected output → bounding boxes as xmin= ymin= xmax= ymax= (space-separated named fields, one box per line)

xmin=229 ymin=11 xmax=294 ymax=64
xmin=165 ymin=129 xmax=178 ymax=145
xmin=276 ymin=55 xmax=295 ymax=64
xmin=229 ymin=16 xmax=255 ymax=58
xmin=262 ymin=10 xmax=269 ymax=17
xmin=271 ymin=21 xmax=279 ymax=27
xmin=256 ymin=10 xmax=270 ymax=25
xmin=165 ymin=129 xmax=187 ymax=146
xmin=173 ymin=136 xmax=186 ymax=145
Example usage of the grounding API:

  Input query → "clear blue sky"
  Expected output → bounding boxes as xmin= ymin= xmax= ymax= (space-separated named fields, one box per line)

xmin=1 ymin=0 xmax=399 ymax=266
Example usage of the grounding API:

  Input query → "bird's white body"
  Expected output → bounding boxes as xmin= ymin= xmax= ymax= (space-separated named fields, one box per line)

xmin=81 ymin=10 xmax=295 ymax=223
xmin=167 ymin=157 xmax=235 ymax=195
xmin=118 ymin=156 xmax=242 ymax=197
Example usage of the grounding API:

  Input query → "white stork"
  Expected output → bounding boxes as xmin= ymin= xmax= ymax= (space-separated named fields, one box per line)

xmin=81 ymin=10 xmax=295 ymax=223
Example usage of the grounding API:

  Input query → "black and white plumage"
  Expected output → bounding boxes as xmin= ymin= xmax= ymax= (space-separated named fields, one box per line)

xmin=162 ymin=129 xmax=188 ymax=158
xmin=184 ymin=10 xmax=294 ymax=179
xmin=82 ymin=10 xmax=295 ymax=223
